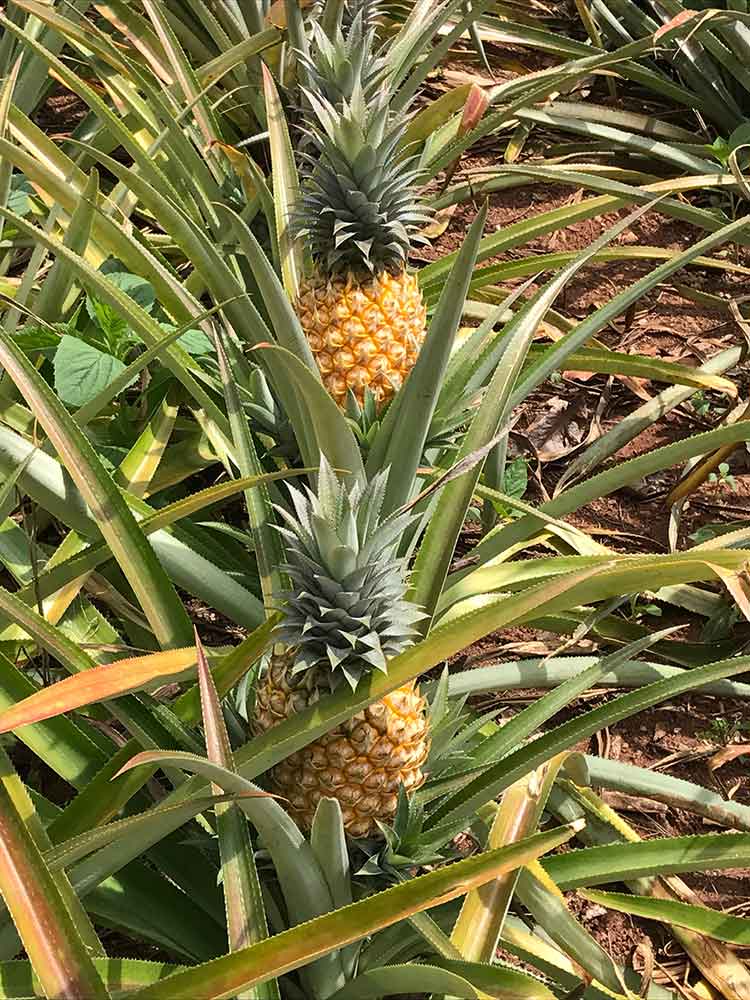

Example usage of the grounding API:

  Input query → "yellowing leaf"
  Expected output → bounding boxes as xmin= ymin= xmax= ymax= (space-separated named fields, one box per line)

xmin=0 ymin=648 xmax=201 ymax=732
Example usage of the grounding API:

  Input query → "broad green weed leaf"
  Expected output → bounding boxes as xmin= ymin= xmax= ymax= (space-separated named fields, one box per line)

xmin=103 ymin=272 xmax=156 ymax=312
xmin=53 ymin=336 xmax=131 ymax=408
xmin=172 ymin=327 xmax=213 ymax=356
xmin=6 ymin=174 xmax=33 ymax=217
xmin=503 ymin=457 xmax=528 ymax=501
xmin=12 ymin=326 xmax=59 ymax=356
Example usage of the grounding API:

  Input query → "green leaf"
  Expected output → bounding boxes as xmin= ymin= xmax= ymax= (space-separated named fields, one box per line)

xmin=515 ymin=868 xmax=627 ymax=997
xmin=46 ymin=623 xmax=279 ymax=845
xmin=53 ymin=335 xmax=130 ymax=408
xmin=411 ymin=198 xmax=659 ymax=623
xmin=516 ymin=107 xmax=719 ymax=177
xmin=117 ymin=391 xmax=179 ymax=499
xmin=0 ymin=193 xmax=228 ymax=435
xmin=124 ymin=823 xmax=581 ymax=1000
xmin=450 ymin=757 xmax=575 ymax=975
xmin=326 ymin=959 xmax=555 ymax=999
xmin=583 ymin=755 xmax=750 ymax=832
xmin=175 ymin=327 xmax=214 ymax=355
xmin=523 ymin=345 xmax=737 ymax=396
xmin=458 ymin=421 xmax=750 ymax=584
xmin=254 ymin=344 xmax=364 ymax=486
xmin=0 ymin=587 xmax=206 ymax=767
xmin=197 ymin=27 xmax=280 ymax=85
xmin=0 ymin=455 xmax=31 ymax=523
xmin=262 ymin=64 xmax=304 ymax=299
xmin=0 ymin=958 xmax=183 ymax=998
xmin=504 ymin=457 xmax=528 ymax=500
xmin=424 ymin=169 xmax=745 ymax=295
xmin=86 ymin=863 xmax=225 ymax=963
xmin=102 ymin=271 xmax=155 ymax=311
xmin=443 ymin=550 xmax=750 ymax=617
xmin=0 ymin=8 xmax=207 ymax=257
xmin=194 ymin=633 xmax=278 ymax=1000
xmin=434 ymin=958 xmax=557 ymax=999
xmin=10 ymin=326 xmax=59 ymax=356
xmin=509 ymin=212 xmax=750 ymax=410
xmin=87 ymin=272 xmax=156 ymax=346
xmin=549 ymin=782 xmax=750 ymax=999
xmin=46 ymin=794 xmax=256 ymax=876
xmin=7 ymin=174 xmax=33 ymax=217
xmin=174 ymin=618 xmax=281 ymax=726
xmin=401 ymin=84 xmax=473 ymax=150
xmin=581 ymin=889 xmax=750 ymax=946
xmin=75 ymin=303 xmax=239 ymax=427
xmin=35 ymin=168 xmax=99 ymax=325
xmin=468 ymin=245 xmax=750 ymax=296
xmin=370 ymin=203 xmax=488 ymax=514
xmin=141 ymin=0 xmax=223 ymax=152
xmin=469 ymin=629 xmax=679 ymax=770
xmin=311 ymin=799 xmax=357 ymax=980
xmin=0 ymin=429 xmax=274 ymax=628
xmin=116 ymin=749 xmax=346 ymax=995
xmin=0 ymin=325 xmax=192 ymax=648
xmin=554 ymin=344 xmax=743 ymax=492
xmin=324 ymin=963 xmax=484 ymax=1000
xmin=425 ymin=651 xmax=750 ymax=838
xmin=0 ymin=773 xmax=110 ymax=999
xmin=215 ymin=336 xmax=282 ymax=611
xmin=545 ymin=832 xmax=750 ymax=889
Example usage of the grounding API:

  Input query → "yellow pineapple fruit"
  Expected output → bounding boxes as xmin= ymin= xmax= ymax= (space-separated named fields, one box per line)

xmin=296 ymin=271 xmax=426 ymax=408
xmin=252 ymin=458 xmax=429 ymax=837
xmin=254 ymin=654 xmax=428 ymax=837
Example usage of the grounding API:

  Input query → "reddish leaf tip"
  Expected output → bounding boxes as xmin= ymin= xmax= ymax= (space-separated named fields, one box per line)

xmin=655 ymin=9 xmax=698 ymax=39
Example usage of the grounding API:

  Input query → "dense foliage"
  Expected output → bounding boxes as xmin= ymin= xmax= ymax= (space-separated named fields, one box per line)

xmin=0 ymin=2 xmax=747 ymax=998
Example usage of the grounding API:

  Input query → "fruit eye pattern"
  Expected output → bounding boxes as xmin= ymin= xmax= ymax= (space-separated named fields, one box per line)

xmin=296 ymin=271 xmax=427 ymax=407
xmin=254 ymin=659 xmax=428 ymax=838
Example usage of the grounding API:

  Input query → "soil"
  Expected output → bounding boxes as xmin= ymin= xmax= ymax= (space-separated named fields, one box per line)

xmin=32 ymin=87 xmax=88 ymax=136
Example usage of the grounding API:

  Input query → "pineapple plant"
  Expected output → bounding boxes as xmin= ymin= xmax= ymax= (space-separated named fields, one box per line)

xmin=293 ymin=2 xmax=429 ymax=409
xmin=253 ymin=457 xmax=429 ymax=837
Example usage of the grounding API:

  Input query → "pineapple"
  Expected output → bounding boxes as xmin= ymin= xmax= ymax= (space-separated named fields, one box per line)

xmin=253 ymin=458 xmax=429 ymax=837
xmin=294 ymin=3 xmax=429 ymax=409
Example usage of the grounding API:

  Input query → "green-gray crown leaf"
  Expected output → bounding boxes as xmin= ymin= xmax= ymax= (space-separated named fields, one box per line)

xmin=293 ymin=4 xmax=430 ymax=276
xmin=341 ymin=0 xmax=387 ymax=32
xmin=275 ymin=456 xmax=425 ymax=690
xmin=301 ymin=6 xmax=388 ymax=108
xmin=294 ymin=91 xmax=428 ymax=275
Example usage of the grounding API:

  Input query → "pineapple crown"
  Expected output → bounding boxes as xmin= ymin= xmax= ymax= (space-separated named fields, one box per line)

xmin=274 ymin=456 xmax=425 ymax=690
xmin=300 ymin=5 xmax=388 ymax=108
xmin=309 ymin=0 xmax=387 ymax=39
xmin=293 ymin=5 xmax=429 ymax=277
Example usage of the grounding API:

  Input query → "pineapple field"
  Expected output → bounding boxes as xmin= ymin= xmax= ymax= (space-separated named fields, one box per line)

xmin=1 ymin=0 xmax=750 ymax=997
